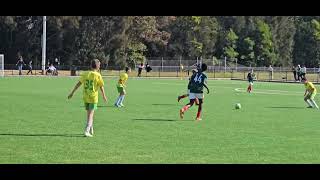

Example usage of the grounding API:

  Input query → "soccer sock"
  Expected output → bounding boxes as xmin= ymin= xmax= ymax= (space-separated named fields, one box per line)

xmin=90 ymin=125 xmax=94 ymax=134
xmin=120 ymin=95 xmax=125 ymax=104
xmin=115 ymin=96 xmax=121 ymax=105
xmin=182 ymin=105 xmax=191 ymax=112
xmin=306 ymin=99 xmax=313 ymax=107
xmin=310 ymin=99 xmax=319 ymax=109
xmin=86 ymin=118 xmax=93 ymax=132
xmin=196 ymin=104 xmax=202 ymax=118
xmin=196 ymin=111 xmax=201 ymax=118
xmin=85 ymin=124 xmax=90 ymax=133
xmin=196 ymin=109 xmax=201 ymax=118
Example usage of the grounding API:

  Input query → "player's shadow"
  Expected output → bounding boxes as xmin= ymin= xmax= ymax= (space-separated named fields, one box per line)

xmin=132 ymin=118 xmax=192 ymax=122
xmin=0 ymin=133 xmax=84 ymax=138
xmin=265 ymin=106 xmax=305 ymax=109
xmin=80 ymin=105 xmax=115 ymax=108
xmin=151 ymin=104 xmax=180 ymax=106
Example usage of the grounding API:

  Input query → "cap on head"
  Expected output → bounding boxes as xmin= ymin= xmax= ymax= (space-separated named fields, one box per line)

xmin=302 ymin=77 xmax=307 ymax=82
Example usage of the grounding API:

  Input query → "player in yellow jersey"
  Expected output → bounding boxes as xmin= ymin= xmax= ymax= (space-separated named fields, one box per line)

xmin=115 ymin=67 xmax=130 ymax=107
xmin=67 ymin=59 xmax=107 ymax=137
xmin=302 ymin=77 xmax=319 ymax=109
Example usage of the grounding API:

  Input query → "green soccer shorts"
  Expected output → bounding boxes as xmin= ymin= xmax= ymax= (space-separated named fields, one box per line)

xmin=84 ymin=103 xmax=98 ymax=110
xmin=117 ymin=86 xmax=126 ymax=94
xmin=306 ymin=91 xmax=317 ymax=100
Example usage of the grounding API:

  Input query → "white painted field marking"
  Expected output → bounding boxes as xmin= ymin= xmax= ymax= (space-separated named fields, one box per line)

xmin=234 ymin=88 xmax=301 ymax=96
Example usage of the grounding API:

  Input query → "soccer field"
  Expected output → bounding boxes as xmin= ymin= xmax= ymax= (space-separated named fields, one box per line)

xmin=1 ymin=76 xmax=320 ymax=163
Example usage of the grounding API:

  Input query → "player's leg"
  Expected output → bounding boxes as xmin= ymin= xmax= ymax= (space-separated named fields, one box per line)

xmin=196 ymin=97 xmax=203 ymax=121
xmin=195 ymin=98 xmax=199 ymax=105
xmin=309 ymin=92 xmax=319 ymax=109
xmin=84 ymin=104 xmax=96 ymax=137
xmin=247 ymin=82 xmax=252 ymax=93
xmin=178 ymin=89 xmax=190 ymax=102
xmin=180 ymin=93 xmax=196 ymax=119
xmin=114 ymin=94 xmax=121 ymax=107
xmin=119 ymin=89 xmax=126 ymax=107
xmin=178 ymin=94 xmax=188 ymax=102
xmin=115 ymin=86 xmax=123 ymax=107
xmin=18 ymin=66 xmax=22 ymax=75
xmin=304 ymin=95 xmax=313 ymax=108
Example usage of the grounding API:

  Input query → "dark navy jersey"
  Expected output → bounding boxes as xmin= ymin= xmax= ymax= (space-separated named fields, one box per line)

xmin=247 ymin=72 xmax=254 ymax=82
xmin=189 ymin=72 xmax=208 ymax=93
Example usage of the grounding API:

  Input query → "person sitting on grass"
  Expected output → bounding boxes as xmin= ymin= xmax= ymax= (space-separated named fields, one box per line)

xmin=46 ymin=64 xmax=57 ymax=75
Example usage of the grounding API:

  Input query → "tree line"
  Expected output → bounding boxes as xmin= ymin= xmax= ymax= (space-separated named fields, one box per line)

xmin=1 ymin=16 xmax=320 ymax=68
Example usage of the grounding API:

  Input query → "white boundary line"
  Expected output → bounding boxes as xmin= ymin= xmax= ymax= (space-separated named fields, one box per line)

xmin=234 ymin=88 xmax=301 ymax=96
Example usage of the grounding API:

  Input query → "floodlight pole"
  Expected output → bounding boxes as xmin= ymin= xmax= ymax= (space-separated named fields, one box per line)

xmin=42 ymin=16 xmax=46 ymax=75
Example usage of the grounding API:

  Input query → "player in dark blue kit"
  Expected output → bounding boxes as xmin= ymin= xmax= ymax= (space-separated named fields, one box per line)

xmin=179 ymin=63 xmax=209 ymax=121
xmin=177 ymin=69 xmax=199 ymax=105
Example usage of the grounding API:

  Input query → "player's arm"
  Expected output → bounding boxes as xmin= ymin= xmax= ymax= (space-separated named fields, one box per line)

xmin=203 ymin=83 xmax=209 ymax=94
xmin=99 ymin=86 xmax=107 ymax=103
xmin=304 ymin=89 xmax=308 ymax=97
xmin=203 ymin=77 xmax=209 ymax=94
xmin=68 ymin=81 xmax=82 ymax=99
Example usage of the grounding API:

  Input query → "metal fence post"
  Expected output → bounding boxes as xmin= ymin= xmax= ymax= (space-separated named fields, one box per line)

xmin=161 ymin=57 xmax=163 ymax=72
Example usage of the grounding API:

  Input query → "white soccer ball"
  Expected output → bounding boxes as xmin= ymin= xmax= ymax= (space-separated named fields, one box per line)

xmin=235 ymin=103 xmax=241 ymax=109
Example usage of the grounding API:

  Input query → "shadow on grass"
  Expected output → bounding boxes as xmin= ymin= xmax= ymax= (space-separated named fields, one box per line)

xmin=0 ymin=133 xmax=84 ymax=138
xmin=265 ymin=106 xmax=305 ymax=109
xmin=152 ymin=104 xmax=180 ymax=106
xmin=80 ymin=105 xmax=115 ymax=108
xmin=132 ymin=118 xmax=193 ymax=122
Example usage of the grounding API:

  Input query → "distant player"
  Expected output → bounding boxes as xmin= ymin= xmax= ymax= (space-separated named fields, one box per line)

xmin=115 ymin=67 xmax=130 ymax=107
xmin=137 ymin=63 xmax=143 ymax=77
xmin=68 ymin=59 xmax=107 ymax=137
xmin=247 ymin=69 xmax=254 ymax=93
xmin=27 ymin=60 xmax=33 ymax=75
xmin=302 ymin=77 xmax=319 ymax=109
xmin=16 ymin=55 xmax=26 ymax=75
xmin=178 ymin=69 xmax=199 ymax=105
xmin=180 ymin=63 xmax=209 ymax=121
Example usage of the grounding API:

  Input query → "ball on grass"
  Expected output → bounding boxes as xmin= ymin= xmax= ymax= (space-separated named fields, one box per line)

xmin=235 ymin=103 xmax=241 ymax=109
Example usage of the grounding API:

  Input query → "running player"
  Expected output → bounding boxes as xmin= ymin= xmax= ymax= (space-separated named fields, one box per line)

xmin=179 ymin=63 xmax=209 ymax=121
xmin=115 ymin=67 xmax=130 ymax=107
xmin=178 ymin=69 xmax=199 ymax=105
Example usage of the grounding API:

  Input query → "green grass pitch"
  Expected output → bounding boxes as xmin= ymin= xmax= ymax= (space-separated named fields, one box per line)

xmin=1 ymin=76 xmax=320 ymax=163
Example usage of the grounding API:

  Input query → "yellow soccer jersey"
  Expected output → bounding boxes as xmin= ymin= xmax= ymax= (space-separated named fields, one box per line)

xmin=79 ymin=71 xmax=104 ymax=103
xmin=118 ymin=72 xmax=128 ymax=87
xmin=305 ymin=81 xmax=317 ymax=93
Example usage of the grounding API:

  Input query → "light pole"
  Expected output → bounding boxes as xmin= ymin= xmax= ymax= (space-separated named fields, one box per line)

xmin=42 ymin=16 xmax=46 ymax=75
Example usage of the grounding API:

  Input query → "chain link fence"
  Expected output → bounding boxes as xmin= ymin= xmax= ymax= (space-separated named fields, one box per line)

xmin=3 ymin=57 xmax=320 ymax=83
